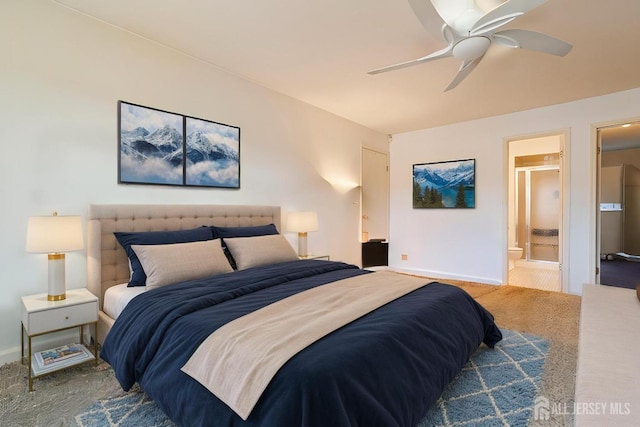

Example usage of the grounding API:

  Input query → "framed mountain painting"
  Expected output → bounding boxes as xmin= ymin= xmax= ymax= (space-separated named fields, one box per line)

xmin=184 ymin=116 xmax=240 ymax=188
xmin=412 ymin=159 xmax=475 ymax=208
xmin=118 ymin=101 xmax=240 ymax=188
xmin=118 ymin=102 xmax=184 ymax=186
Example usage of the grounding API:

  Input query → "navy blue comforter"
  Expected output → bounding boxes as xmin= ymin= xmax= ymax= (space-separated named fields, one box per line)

xmin=101 ymin=260 xmax=502 ymax=427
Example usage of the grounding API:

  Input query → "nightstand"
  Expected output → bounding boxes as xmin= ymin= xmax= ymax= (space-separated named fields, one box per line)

xmin=21 ymin=288 xmax=98 ymax=391
xmin=362 ymin=241 xmax=388 ymax=267
xmin=299 ymin=254 xmax=330 ymax=260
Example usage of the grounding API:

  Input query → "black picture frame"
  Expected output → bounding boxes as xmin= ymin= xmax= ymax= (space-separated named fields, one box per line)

xmin=118 ymin=101 xmax=240 ymax=189
xmin=412 ymin=158 xmax=475 ymax=208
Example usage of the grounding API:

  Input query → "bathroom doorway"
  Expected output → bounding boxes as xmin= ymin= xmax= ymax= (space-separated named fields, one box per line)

xmin=507 ymin=133 xmax=566 ymax=293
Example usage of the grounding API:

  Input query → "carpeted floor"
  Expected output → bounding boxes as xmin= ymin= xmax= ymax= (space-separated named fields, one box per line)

xmin=0 ymin=281 xmax=581 ymax=427
xmin=600 ymin=258 xmax=640 ymax=289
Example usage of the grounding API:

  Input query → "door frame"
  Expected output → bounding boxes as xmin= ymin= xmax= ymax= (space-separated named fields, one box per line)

xmin=504 ymin=129 xmax=571 ymax=292
xmin=591 ymin=116 xmax=640 ymax=284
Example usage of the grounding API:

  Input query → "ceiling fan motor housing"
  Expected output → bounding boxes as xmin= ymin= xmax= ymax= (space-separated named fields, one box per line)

xmin=452 ymin=36 xmax=491 ymax=61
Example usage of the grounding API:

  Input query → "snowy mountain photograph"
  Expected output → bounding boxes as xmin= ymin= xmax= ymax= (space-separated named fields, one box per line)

xmin=119 ymin=102 xmax=184 ymax=185
xmin=118 ymin=101 xmax=240 ymax=188
xmin=185 ymin=117 xmax=239 ymax=188
xmin=412 ymin=159 xmax=475 ymax=208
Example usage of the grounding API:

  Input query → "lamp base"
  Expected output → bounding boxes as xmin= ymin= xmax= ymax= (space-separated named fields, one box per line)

xmin=48 ymin=253 xmax=67 ymax=301
xmin=48 ymin=293 xmax=66 ymax=301
xmin=297 ymin=232 xmax=308 ymax=258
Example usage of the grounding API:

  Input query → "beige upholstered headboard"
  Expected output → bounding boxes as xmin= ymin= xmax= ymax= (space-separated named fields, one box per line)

xmin=87 ymin=204 xmax=281 ymax=309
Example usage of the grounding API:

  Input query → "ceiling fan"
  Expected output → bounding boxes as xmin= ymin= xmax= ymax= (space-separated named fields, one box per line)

xmin=368 ymin=0 xmax=572 ymax=91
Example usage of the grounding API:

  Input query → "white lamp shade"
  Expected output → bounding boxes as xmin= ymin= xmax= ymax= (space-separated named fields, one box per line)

xmin=286 ymin=211 xmax=319 ymax=233
xmin=26 ymin=215 xmax=84 ymax=253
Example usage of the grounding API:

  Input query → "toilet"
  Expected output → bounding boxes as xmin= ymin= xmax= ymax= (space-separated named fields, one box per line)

xmin=508 ymin=247 xmax=523 ymax=270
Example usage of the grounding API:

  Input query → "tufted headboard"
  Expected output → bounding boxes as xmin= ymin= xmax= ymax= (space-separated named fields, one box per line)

xmin=87 ymin=204 xmax=281 ymax=309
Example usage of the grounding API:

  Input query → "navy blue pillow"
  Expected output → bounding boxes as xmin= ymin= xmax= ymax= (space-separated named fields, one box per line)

xmin=115 ymin=227 xmax=214 ymax=287
xmin=212 ymin=224 xmax=278 ymax=269
xmin=213 ymin=224 xmax=278 ymax=239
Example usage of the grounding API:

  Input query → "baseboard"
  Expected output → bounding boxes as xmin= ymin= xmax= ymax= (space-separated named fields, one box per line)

xmin=0 ymin=345 xmax=22 ymax=366
xmin=387 ymin=266 xmax=502 ymax=286
xmin=363 ymin=266 xmax=389 ymax=272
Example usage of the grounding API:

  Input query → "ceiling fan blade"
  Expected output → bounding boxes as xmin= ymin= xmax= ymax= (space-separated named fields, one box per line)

xmin=445 ymin=55 xmax=484 ymax=91
xmin=493 ymin=29 xmax=573 ymax=56
xmin=368 ymin=46 xmax=452 ymax=75
xmin=470 ymin=0 xmax=548 ymax=35
xmin=407 ymin=0 xmax=449 ymax=41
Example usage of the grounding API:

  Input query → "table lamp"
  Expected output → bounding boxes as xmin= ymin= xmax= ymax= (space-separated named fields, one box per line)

xmin=286 ymin=211 xmax=318 ymax=257
xmin=26 ymin=212 xmax=84 ymax=301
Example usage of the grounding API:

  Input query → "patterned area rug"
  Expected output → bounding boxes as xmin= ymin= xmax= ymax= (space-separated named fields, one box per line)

xmin=74 ymin=392 xmax=174 ymax=427
xmin=419 ymin=330 xmax=549 ymax=426
xmin=75 ymin=330 xmax=548 ymax=427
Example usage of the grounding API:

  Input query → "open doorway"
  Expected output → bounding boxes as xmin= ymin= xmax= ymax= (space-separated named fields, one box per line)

xmin=507 ymin=132 xmax=567 ymax=292
xmin=361 ymin=146 xmax=389 ymax=267
xmin=596 ymin=120 xmax=640 ymax=289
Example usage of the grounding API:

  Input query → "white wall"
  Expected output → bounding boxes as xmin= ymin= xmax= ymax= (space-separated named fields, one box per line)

xmin=390 ymin=87 xmax=640 ymax=294
xmin=0 ymin=0 xmax=387 ymax=363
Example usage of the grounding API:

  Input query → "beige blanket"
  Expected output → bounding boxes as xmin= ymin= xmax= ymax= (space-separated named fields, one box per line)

xmin=181 ymin=270 xmax=430 ymax=420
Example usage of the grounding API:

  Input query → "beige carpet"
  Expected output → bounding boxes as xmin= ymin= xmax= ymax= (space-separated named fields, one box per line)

xmin=0 ymin=281 xmax=580 ymax=427
xmin=450 ymin=281 xmax=581 ymax=426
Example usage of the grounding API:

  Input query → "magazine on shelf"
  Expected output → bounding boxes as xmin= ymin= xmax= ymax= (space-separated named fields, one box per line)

xmin=31 ymin=343 xmax=93 ymax=375
xmin=35 ymin=343 xmax=83 ymax=367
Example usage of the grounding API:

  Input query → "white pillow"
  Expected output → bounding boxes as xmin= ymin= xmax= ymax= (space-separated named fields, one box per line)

xmin=131 ymin=239 xmax=233 ymax=289
xmin=224 ymin=234 xmax=298 ymax=270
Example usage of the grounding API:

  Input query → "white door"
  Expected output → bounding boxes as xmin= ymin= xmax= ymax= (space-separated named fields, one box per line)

xmin=361 ymin=147 xmax=389 ymax=242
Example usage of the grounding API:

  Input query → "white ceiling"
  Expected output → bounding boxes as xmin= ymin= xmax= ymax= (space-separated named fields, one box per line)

xmin=54 ymin=0 xmax=640 ymax=135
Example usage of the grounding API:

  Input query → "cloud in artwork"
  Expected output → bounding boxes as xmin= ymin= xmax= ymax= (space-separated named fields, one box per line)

xmin=186 ymin=160 xmax=239 ymax=187
xmin=120 ymin=154 xmax=182 ymax=185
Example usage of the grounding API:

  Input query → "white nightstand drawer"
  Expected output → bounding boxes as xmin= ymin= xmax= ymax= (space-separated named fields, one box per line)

xmin=27 ymin=301 xmax=98 ymax=335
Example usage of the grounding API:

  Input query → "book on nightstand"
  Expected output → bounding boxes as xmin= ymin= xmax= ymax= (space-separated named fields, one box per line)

xmin=31 ymin=343 xmax=94 ymax=375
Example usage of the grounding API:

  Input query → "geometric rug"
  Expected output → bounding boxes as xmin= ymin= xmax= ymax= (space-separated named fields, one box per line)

xmin=75 ymin=392 xmax=175 ymax=427
xmin=418 ymin=330 xmax=549 ymax=427
xmin=74 ymin=392 xmax=175 ymax=427
xmin=75 ymin=329 xmax=548 ymax=427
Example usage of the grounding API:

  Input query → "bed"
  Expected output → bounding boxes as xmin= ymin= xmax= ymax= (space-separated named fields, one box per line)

xmin=89 ymin=204 xmax=502 ymax=427
xmin=87 ymin=204 xmax=283 ymax=344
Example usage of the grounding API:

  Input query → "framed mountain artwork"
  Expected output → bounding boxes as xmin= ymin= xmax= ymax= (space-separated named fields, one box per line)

xmin=118 ymin=101 xmax=240 ymax=188
xmin=412 ymin=159 xmax=475 ymax=209
xmin=184 ymin=116 xmax=240 ymax=188
xmin=118 ymin=102 xmax=184 ymax=186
